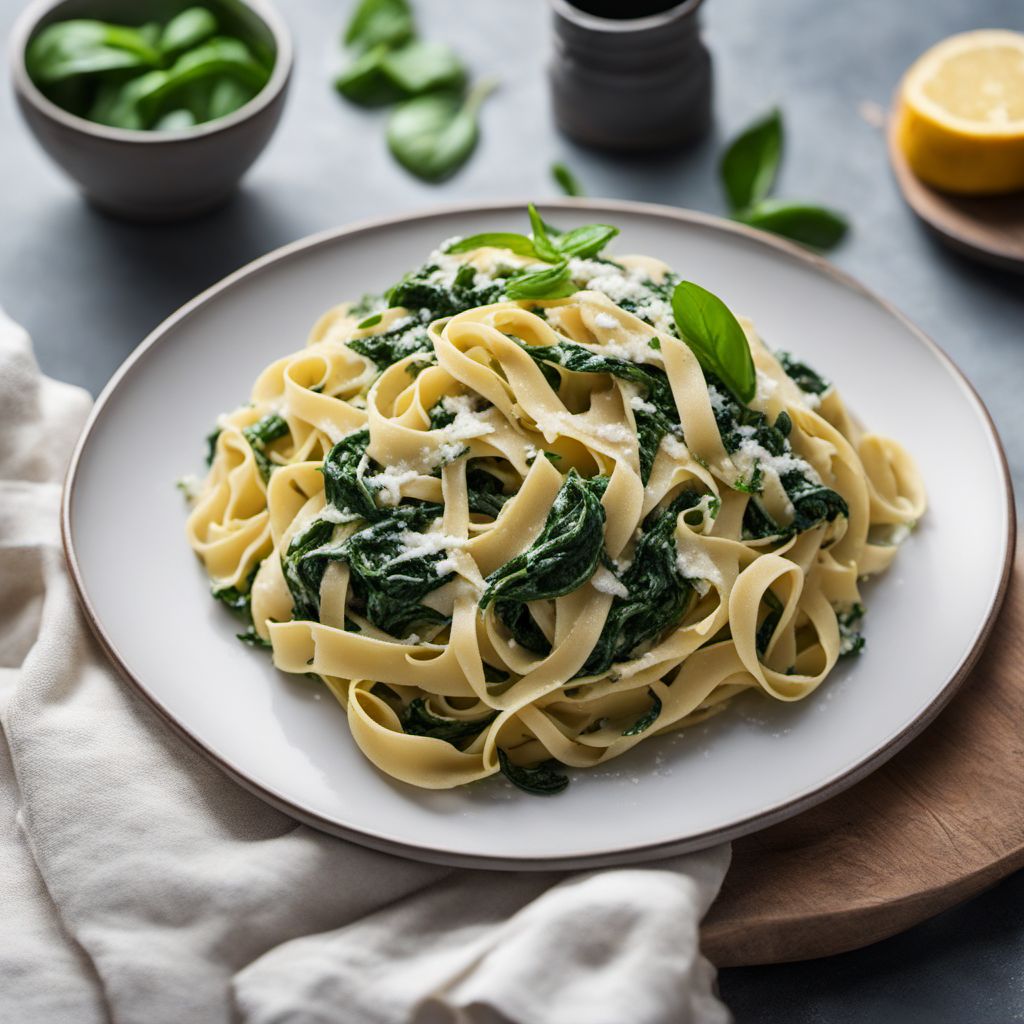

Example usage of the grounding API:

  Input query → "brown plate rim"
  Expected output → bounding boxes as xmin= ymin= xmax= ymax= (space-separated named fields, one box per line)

xmin=61 ymin=198 xmax=1017 ymax=870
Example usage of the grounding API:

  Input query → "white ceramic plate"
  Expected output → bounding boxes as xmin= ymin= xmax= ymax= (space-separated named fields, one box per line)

xmin=64 ymin=201 xmax=1014 ymax=869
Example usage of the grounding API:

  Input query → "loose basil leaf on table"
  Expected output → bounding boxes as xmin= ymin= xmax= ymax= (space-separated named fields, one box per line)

xmin=344 ymin=0 xmax=415 ymax=52
xmin=735 ymin=199 xmax=849 ymax=250
xmin=386 ymin=79 xmax=494 ymax=182
xmin=672 ymin=280 xmax=756 ymax=404
xmin=26 ymin=20 xmax=161 ymax=83
xmin=551 ymin=161 xmax=584 ymax=197
xmin=720 ymin=106 xmax=782 ymax=212
xmin=159 ymin=6 xmax=217 ymax=58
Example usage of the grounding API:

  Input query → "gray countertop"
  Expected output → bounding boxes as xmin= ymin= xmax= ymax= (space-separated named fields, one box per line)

xmin=3 ymin=0 xmax=1022 ymax=1020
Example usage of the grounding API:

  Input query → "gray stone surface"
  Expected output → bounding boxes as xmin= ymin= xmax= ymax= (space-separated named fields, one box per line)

xmin=2 ymin=0 xmax=1021 ymax=1020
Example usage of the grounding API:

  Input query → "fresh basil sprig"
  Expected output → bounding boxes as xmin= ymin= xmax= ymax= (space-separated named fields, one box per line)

xmin=671 ymin=281 xmax=756 ymax=404
xmin=552 ymin=161 xmax=584 ymax=197
xmin=720 ymin=108 xmax=848 ymax=251
xmin=505 ymin=262 xmax=576 ymax=301
xmin=446 ymin=204 xmax=617 ymax=265
xmin=387 ymin=78 xmax=495 ymax=182
xmin=446 ymin=233 xmax=540 ymax=257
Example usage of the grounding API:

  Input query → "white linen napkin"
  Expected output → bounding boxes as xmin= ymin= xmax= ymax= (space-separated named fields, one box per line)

xmin=0 ymin=309 xmax=731 ymax=1024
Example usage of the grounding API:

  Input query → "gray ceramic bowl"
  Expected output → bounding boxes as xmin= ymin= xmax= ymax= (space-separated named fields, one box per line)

xmin=10 ymin=0 xmax=293 ymax=221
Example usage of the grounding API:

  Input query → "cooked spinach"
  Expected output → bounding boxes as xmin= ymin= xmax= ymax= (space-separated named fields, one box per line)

xmin=466 ymin=466 xmax=510 ymax=518
xmin=349 ymin=322 xmax=434 ymax=369
xmin=212 ymin=565 xmax=270 ymax=648
xmin=282 ymin=501 xmax=453 ymax=636
xmin=755 ymin=589 xmax=785 ymax=656
xmin=243 ymin=412 xmax=289 ymax=483
xmin=709 ymin=380 xmax=848 ymax=539
xmin=495 ymin=599 xmax=553 ymax=656
xmin=623 ymin=691 xmax=662 ymax=736
xmin=522 ymin=340 xmax=680 ymax=483
xmin=837 ymin=603 xmax=866 ymax=657
xmin=341 ymin=508 xmax=454 ymax=636
xmin=480 ymin=470 xmax=607 ymax=610
xmin=205 ymin=426 xmax=221 ymax=467
xmin=402 ymin=698 xmax=496 ymax=743
xmin=281 ymin=518 xmax=337 ymax=622
xmin=321 ymin=430 xmax=382 ymax=522
xmin=776 ymin=351 xmax=830 ymax=396
xmin=385 ymin=262 xmax=503 ymax=319
xmin=498 ymin=749 xmax=569 ymax=795
xmin=672 ymin=281 xmax=756 ymax=405
xmin=581 ymin=490 xmax=700 ymax=676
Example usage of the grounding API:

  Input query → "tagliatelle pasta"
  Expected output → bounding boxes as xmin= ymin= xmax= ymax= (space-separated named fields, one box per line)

xmin=183 ymin=220 xmax=925 ymax=794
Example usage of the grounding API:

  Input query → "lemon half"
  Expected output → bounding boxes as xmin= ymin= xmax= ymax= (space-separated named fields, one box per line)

xmin=897 ymin=29 xmax=1024 ymax=195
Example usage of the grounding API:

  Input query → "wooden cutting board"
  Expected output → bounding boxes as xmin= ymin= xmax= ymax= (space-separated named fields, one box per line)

xmin=701 ymin=555 xmax=1024 ymax=966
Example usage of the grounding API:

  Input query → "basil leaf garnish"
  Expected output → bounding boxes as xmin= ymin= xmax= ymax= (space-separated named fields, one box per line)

xmin=720 ymin=107 xmax=782 ymax=212
xmin=445 ymin=233 xmax=538 ymax=257
xmin=671 ymin=281 xmax=756 ymax=405
xmin=553 ymin=223 xmax=619 ymax=259
xmin=528 ymin=203 xmax=561 ymax=262
xmin=504 ymin=261 xmax=576 ymax=300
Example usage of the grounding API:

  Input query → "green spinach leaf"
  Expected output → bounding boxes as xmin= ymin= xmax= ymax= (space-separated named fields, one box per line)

xmin=27 ymin=20 xmax=161 ymax=83
xmin=243 ymin=412 xmax=289 ymax=483
xmin=445 ymin=233 xmax=539 ymax=257
xmin=386 ymin=79 xmax=495 ymax=182
xmin=402 ymin=698 xmax=497 ymax=743
xmin=159 ymin=7 xmax=217 ymax=57
xmin=498 ymin=750 xmax=569 ymax=795
xmin=480 ymin=470 xmax=607 ymax=609
xmin=581 ymin=490 xmax=699 ymax=676
xmin=623 ymin=691 xmax=662 ymax=736
xmin=776 ymin=351 xmax=830 ymax=396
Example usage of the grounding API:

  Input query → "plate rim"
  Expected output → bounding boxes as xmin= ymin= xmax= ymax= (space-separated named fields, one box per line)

xmin=61 ymin=198 xmax=1018 ymax=870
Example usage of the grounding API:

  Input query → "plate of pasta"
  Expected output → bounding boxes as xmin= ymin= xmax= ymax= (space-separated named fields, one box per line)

xmin=64 ymin=200 xmax=1013 ymax=867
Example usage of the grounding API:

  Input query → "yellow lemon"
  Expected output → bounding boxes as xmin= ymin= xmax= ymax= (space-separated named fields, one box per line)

xmin=896 ymin=29 xmax=1024 ymax=195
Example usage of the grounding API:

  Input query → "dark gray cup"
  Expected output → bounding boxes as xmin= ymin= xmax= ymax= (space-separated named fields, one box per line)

xmin=549 ymin=0 xmax=712 ymax=151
